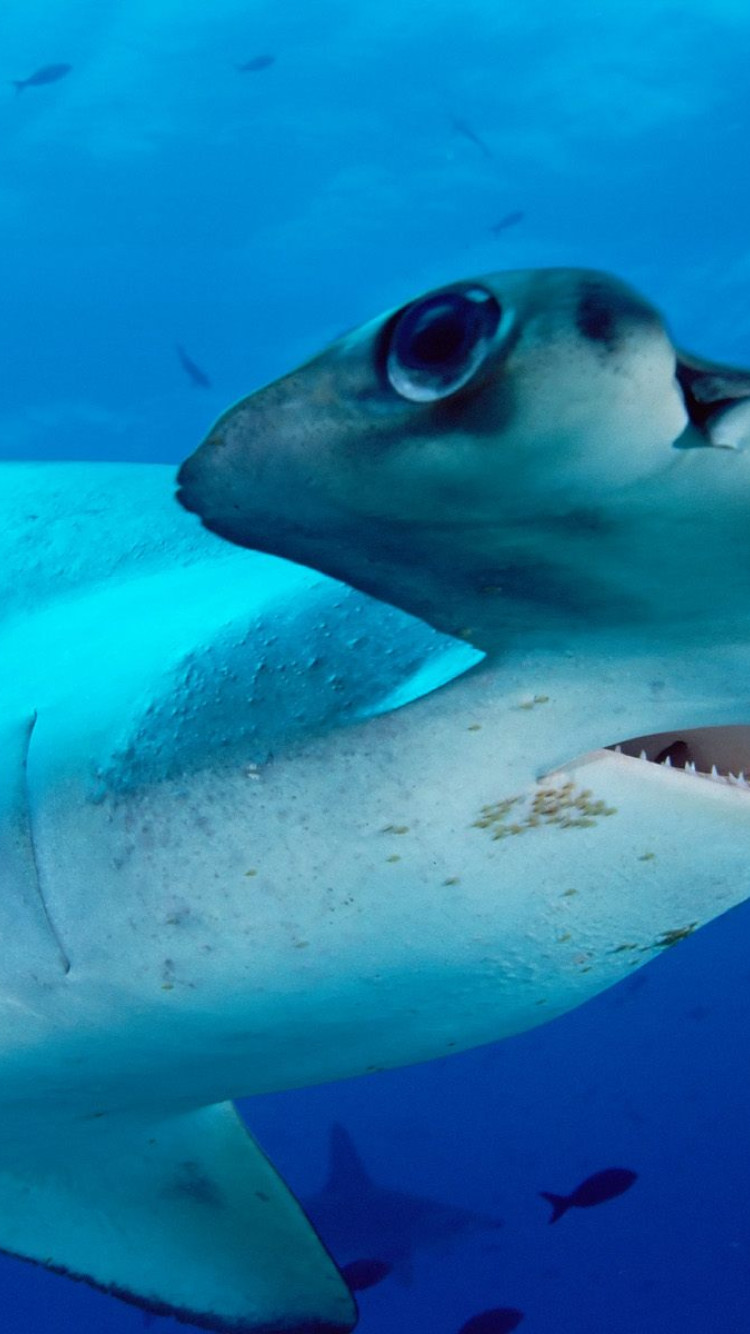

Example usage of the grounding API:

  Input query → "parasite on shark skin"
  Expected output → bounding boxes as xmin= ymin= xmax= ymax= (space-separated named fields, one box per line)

xmin=1 ymin=267 xmax=749 ymax=1334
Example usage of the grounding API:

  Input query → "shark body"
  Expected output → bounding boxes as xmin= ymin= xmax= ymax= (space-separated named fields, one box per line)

xmin=2 ymin=268 xmax=750 ymax=1332
xmin=303 ymin=1124 xmax=502 ymax=1281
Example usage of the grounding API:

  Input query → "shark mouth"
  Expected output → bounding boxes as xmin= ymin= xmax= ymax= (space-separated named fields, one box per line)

xmin=606 ymin=725 xmax=750 ymax=789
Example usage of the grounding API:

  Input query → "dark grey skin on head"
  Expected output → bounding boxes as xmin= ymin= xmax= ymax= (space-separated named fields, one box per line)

xmin=176 ymin=267 xmax=750 ymax=661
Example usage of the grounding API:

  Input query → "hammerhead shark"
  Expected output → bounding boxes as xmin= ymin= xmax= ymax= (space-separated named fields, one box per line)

xmin=2 ymin=268 xmax=750 ymax=1333
xmin=303 ymin=1124 xmax=502 ymax=1280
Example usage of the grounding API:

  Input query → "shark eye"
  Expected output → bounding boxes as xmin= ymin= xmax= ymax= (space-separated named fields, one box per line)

xmin=386 ymin=286 xmax=501 ymax=402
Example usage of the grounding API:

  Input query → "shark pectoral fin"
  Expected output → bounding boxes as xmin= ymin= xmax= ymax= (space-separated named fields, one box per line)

xmin=0 ymin=1102 xmax=356 ymax=1334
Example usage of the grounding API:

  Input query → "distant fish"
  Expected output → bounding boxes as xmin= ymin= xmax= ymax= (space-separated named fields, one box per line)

xmin=490 ymin=211 xmax=524 ymax=236
xmin=340 ymin=1258 xmax=392 ymax=1292
xmin=541 ymin=1167 xmax=638 ymax=1223
xmin=452 ymin=116 xmax=494 ymax=161
xmin=176 ymin=344 xmax=211 ymax=390
xmin=11 ymin=63 xmax=72 ymax=94
xmin=457 ymin=1309 xmax=524 ymax=1334
xmin=237 ymin=55 xmax=276 ymax=73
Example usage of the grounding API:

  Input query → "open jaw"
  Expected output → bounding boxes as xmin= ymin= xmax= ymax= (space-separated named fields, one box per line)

xmin=604 ymin=724 xmax=750 ymax=788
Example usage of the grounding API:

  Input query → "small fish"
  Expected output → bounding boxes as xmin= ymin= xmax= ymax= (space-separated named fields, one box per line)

xmin=457 ymin=1309 xmax=524 ymax=1334
xmin=237 ymin=55 xmax=275 ymax=73
xmin=340 ymin=1258 xmax=392 ymax=1292
xmin=452 ymin=116 xmax=494 ymax=161
xmin=489 ymin=211 xmax=524 ymax=236
xmin=541 ymin=1167 xmax=638 ymax=1223
xmin=11 ymin=63 xmax=72 ymax=94
xmin=176 ymin=344 xmax=211 ymax=390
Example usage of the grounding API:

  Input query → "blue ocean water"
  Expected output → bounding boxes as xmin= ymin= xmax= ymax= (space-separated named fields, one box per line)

xmin=2 ymin=1 xmax=750 ymax=1331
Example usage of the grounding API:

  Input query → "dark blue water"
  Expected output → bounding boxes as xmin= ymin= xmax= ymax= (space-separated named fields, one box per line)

xmin=2 ymin=3 xmax=750 ymax=1331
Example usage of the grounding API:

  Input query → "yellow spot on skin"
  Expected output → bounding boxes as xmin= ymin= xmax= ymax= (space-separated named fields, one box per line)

xmin=562 ymin=888 xmax=578 ymax=897
xmin=161 ymin=984 xmax=174 ymax=991
xmin=382 ymin=824 xmax=410 ymax=835
xmin=557 ymin=931 xmax=572 ymax=943
xmin=244 ymin=869 xmax=258 ymax=877
xmin=443 ymin=876 xmax=460 ymax=886
xmin=638 ymin=852 xmax=655 ymax=861
xmin=467 ymin=724 xmax=482 ymax=732
xmin=386 ymin=854 xmax=401 ymax=863
xmin=517 ymin=694 xmax=550 ymax=710
xmin=294 ymin=940 xmax=310 ymax=949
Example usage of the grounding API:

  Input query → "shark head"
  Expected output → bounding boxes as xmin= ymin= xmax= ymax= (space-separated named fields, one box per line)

xmin=177 ymin=267 xmax=750 ymax=653
xmin=3 ymin=268 xmax=750 ymax=1334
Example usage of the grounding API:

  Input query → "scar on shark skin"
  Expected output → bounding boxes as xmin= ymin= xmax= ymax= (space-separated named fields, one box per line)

xmin=163 ymin=1161 xmax=225 ymax=1209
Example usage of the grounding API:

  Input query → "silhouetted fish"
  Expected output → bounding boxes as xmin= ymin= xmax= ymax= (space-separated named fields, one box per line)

xmin=541 ymin=1167 xmax=637 ymax=1222
xmin=340 ymin=1258 xmax=392 ymax=1292
xmin=11 ymin=63 xmax=71 ymax=94
xmin=452 ymin=116 xmax=494 ymax=161
xmin=237 ymin=55 xmax=275 ymax=73
xmin=457 ymin=1309 xmax=524 ymax=1334
xmin=490 ymin=211 xmax=524 ymax=235
xmin=176 ymin=344 xmax=211 ymax=390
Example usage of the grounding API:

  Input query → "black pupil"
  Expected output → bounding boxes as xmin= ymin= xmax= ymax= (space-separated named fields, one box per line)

xmin=407 ymin=304 xmax=469 ymax=367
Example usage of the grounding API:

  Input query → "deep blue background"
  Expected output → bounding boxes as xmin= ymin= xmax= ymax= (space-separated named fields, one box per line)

xmin=2 ymin=2 xmax=750 ymax=1330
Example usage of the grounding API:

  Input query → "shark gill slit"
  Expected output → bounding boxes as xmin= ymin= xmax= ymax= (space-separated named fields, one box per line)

xmin=23 ymin=712 xmax=71 ymax=974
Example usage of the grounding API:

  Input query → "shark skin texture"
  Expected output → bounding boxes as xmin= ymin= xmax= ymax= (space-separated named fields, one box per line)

xmin=1 ymin=269 xmax=750 ymax=1332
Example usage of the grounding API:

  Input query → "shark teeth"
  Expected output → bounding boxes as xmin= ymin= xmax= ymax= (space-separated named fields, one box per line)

xmin=611 ymin=747 xmax=750 ymax=789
